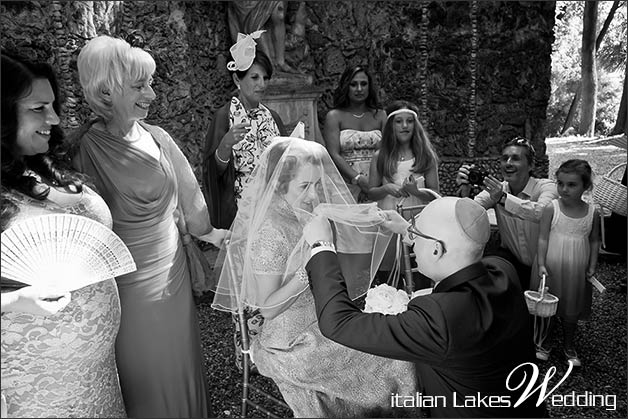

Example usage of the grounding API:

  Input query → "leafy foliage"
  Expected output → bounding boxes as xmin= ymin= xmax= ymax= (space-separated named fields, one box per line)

xmin=548 ymin=1 xmax=627 ymax=136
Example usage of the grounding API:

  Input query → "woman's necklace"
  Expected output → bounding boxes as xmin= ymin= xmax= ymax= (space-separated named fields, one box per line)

xmin=398 ymin=151 xmax=413 ymax=161
xmin=352 ymin=112 xmax=365 ymax=119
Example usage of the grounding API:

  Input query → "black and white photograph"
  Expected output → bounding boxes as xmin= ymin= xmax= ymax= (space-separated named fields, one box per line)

xmin=1 ymin=1 xmax=626 ymax=418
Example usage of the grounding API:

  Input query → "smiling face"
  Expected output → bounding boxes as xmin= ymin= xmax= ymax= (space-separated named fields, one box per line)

xmin=392 ymin=111 xmax=415 ymax=145
xmin=16 ymin=78 xmax=60 ymax=156
xmin=348 ymin=71 xmax=369 ymax=105
xmin=109 ymin=75 xmax=155 ymax=126
xmin=500 ymin=145 xmax=532 ymax=186
xmin=236 ymin=62 xmax=269 ymax=108
xmin=283 ymin=163 xmax=322 ymax=213
xmin=556 ymin=171 xmax=586 ymax=202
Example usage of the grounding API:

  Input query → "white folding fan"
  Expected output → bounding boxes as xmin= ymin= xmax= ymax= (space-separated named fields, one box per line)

xmin=1 ymin=214 xmax=136 ymax=292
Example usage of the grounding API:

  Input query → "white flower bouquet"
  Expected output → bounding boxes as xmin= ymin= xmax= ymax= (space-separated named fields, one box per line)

xmin=363 ymin=284 xmax=433 ymax=314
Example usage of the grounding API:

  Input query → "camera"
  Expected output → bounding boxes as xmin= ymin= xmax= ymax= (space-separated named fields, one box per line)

xmin=467 ymin=166 xmax=489 ymax=186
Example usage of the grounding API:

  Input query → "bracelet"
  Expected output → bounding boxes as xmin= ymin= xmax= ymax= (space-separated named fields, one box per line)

xmin=351 ymin=173 xmax=363 ymax=185
xmin=215 ymin=150 xmax=231 ymax=164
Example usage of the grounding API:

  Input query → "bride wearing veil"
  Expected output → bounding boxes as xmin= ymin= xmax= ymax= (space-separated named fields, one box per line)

xmin=212 ymin=137 xmax=417 ymax=417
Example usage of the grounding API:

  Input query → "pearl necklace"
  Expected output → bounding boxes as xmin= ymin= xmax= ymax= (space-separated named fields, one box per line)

xmin=351 ymin=112 xmax=365 ymax=119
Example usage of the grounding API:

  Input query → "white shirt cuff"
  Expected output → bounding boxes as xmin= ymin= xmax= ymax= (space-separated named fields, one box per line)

xmin=311 ymin=245 xmax=336 ymax=258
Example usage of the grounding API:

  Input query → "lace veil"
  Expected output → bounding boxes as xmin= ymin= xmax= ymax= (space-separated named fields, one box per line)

xmin=211 ymin=137 xmax=393 ymax=313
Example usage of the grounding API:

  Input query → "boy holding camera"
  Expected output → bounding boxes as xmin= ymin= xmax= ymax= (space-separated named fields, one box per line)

xmin=456 ymin=136 xmax=558 ymax=290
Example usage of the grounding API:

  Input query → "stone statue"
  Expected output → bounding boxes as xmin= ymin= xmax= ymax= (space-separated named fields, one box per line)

xmin=228 ymin=1 xmax=306 ymax=75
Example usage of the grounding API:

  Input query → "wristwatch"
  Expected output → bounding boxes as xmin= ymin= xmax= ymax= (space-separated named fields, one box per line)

xmin=498 ymin=192 xmax=507 ymax=206
xmin=351 ymin=173 xmax=363 ymax=185
xmin=312 ymin=240 xmax=335 ymax=251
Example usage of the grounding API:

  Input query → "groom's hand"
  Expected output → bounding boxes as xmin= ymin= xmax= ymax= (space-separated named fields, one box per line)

xmin=303 ymin=215 xmax=333 ymax=245
xmin=381 ymin=210 xmax=411 ymax=235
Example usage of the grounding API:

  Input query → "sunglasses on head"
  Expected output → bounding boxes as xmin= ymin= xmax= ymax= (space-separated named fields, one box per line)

xmin=503 ymin=136 xmax=536 ymax=158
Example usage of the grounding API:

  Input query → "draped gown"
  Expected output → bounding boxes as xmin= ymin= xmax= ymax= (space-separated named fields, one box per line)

xmin=1 ymin=186 xmax=126 ymax=418
xmin=73 ymin=121 xmax=211 ymax=418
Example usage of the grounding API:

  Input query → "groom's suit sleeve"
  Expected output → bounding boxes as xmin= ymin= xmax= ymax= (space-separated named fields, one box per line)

xmin=306 ymin=251 xmax=449 ymax=365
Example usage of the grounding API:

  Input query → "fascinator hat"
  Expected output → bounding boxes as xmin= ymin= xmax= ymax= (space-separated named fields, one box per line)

xmin=227 ymin=30 xmax=266 ymax=72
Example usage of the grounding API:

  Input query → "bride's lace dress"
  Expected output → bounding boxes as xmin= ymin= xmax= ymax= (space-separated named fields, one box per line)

xmin=1 ymin=187 xmax=126 ymax=418
xmin=250 ymin=200 xmax=417 ymax=417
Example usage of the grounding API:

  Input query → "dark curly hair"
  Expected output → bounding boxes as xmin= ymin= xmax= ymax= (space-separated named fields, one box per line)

xmin=1 ymin=53 xmax=84 ymax=230
xmin=332 ymin=65 xmax=381 ymax=113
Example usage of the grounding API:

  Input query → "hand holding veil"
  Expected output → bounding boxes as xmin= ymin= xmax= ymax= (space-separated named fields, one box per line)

xmin=211 ymin=137 xmax=393 ymax=314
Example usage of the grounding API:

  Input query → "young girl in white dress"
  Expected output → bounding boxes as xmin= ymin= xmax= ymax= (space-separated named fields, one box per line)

xmin=368 ymin=101 xmax=440 ymax=284
xmin=532 ymin=159 xmax=601 ymax=367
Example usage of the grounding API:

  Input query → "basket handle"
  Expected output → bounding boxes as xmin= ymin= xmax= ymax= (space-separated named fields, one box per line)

xmin=538 ymin=274 xmax=547 ymax=299
xmin=606 ymin=162 xmax=627 ymax=178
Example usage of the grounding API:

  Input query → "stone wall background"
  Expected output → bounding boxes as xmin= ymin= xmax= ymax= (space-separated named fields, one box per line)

xmin=0 ymin=1 xmax=555 ymax=195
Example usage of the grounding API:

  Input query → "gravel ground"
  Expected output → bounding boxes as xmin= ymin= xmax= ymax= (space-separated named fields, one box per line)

xmin=197 ymin=136 xmax=627 ymax=418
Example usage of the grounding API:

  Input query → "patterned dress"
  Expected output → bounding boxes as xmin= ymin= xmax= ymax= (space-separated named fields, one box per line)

xmin=230 ymin=97 xmax=281 ymax=202
xmin=339 ymin=129 xmax=382 ymax=201
xmin=1 ymin=186 xmax=126 ymax=418
xmin=250 ymin=199 xmax=417 ymax=418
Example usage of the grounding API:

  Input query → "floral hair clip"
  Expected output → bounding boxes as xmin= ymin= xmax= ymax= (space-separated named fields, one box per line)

xmin=227 ymin=30 xmax=265 ymax=72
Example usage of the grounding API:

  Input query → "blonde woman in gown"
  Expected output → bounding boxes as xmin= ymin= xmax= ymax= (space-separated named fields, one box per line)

xmin=73 ymin=36 xmax=227 ymax=417
xmin=324 ymin=65 xmax=386 ymax=202
xmin=1 ymin=54 xmax=125 ymax=418
xmin=213 ymin=138 xmax=417 ymax=418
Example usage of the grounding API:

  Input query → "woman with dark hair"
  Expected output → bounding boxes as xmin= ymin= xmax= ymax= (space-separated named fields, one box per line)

xmin=0 ymin=53 xmax=126 ymax=417
xmin=203 ymin=31 xmax=287 ymax=373
xmin=323 ymin=65 xmax=386 ymax=202
xmin=203 ymin=31 xmax=286 ymax=230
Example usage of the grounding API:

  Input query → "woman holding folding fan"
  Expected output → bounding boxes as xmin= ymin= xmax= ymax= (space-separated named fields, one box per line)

xmin=1 ymin=53 xmax=126 ymax=418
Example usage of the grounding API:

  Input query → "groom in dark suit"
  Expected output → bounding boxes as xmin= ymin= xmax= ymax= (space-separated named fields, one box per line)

xmin=303 ymin=197 xmax=547 ymax=418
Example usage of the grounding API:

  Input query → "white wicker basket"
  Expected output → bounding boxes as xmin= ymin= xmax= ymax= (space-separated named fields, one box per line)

xmin=524 ymin=274 xmax=558 ymax=318
xmin=593 ymin=163 xmax=627 ymax=216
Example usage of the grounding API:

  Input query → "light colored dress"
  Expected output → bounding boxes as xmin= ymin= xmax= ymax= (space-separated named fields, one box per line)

xmin=74 ymin=122 xmax=210 ymax=418
xmin=378 ymin=158 xmax=425 ymax=211
xmin=1 ymin=187 xmax=126 ymax=418
xmin=530 ymin=200 xmax=594 ymax=321
xmin=378 ymin=158 xmax=425 ymax=271
xmin=339 ymin=129 xmax=381 ymax=200
xmin=250 ymin=200 xmax=417 ymax=418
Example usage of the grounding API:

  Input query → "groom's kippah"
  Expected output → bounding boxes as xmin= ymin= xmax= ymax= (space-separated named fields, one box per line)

xmin=454 ymin=198 xmax=490 ymax=245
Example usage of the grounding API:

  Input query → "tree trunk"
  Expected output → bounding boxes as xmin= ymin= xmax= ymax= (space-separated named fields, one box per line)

xmin=579 ymin=1 xmax=598 ymax=137
xmin=561 ymin=84 xmax=581 ymax=134
xmin=611 ymin=62 xmax=628 ymax=135
xmin=595 ymin=0 xmax=620 ymax=51
xmin=561 ymin=1 xmax=617 ymax=135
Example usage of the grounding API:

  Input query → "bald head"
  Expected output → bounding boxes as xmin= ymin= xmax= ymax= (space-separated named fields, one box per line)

xmin=412 ymin=197 xmax=490 ymax=280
